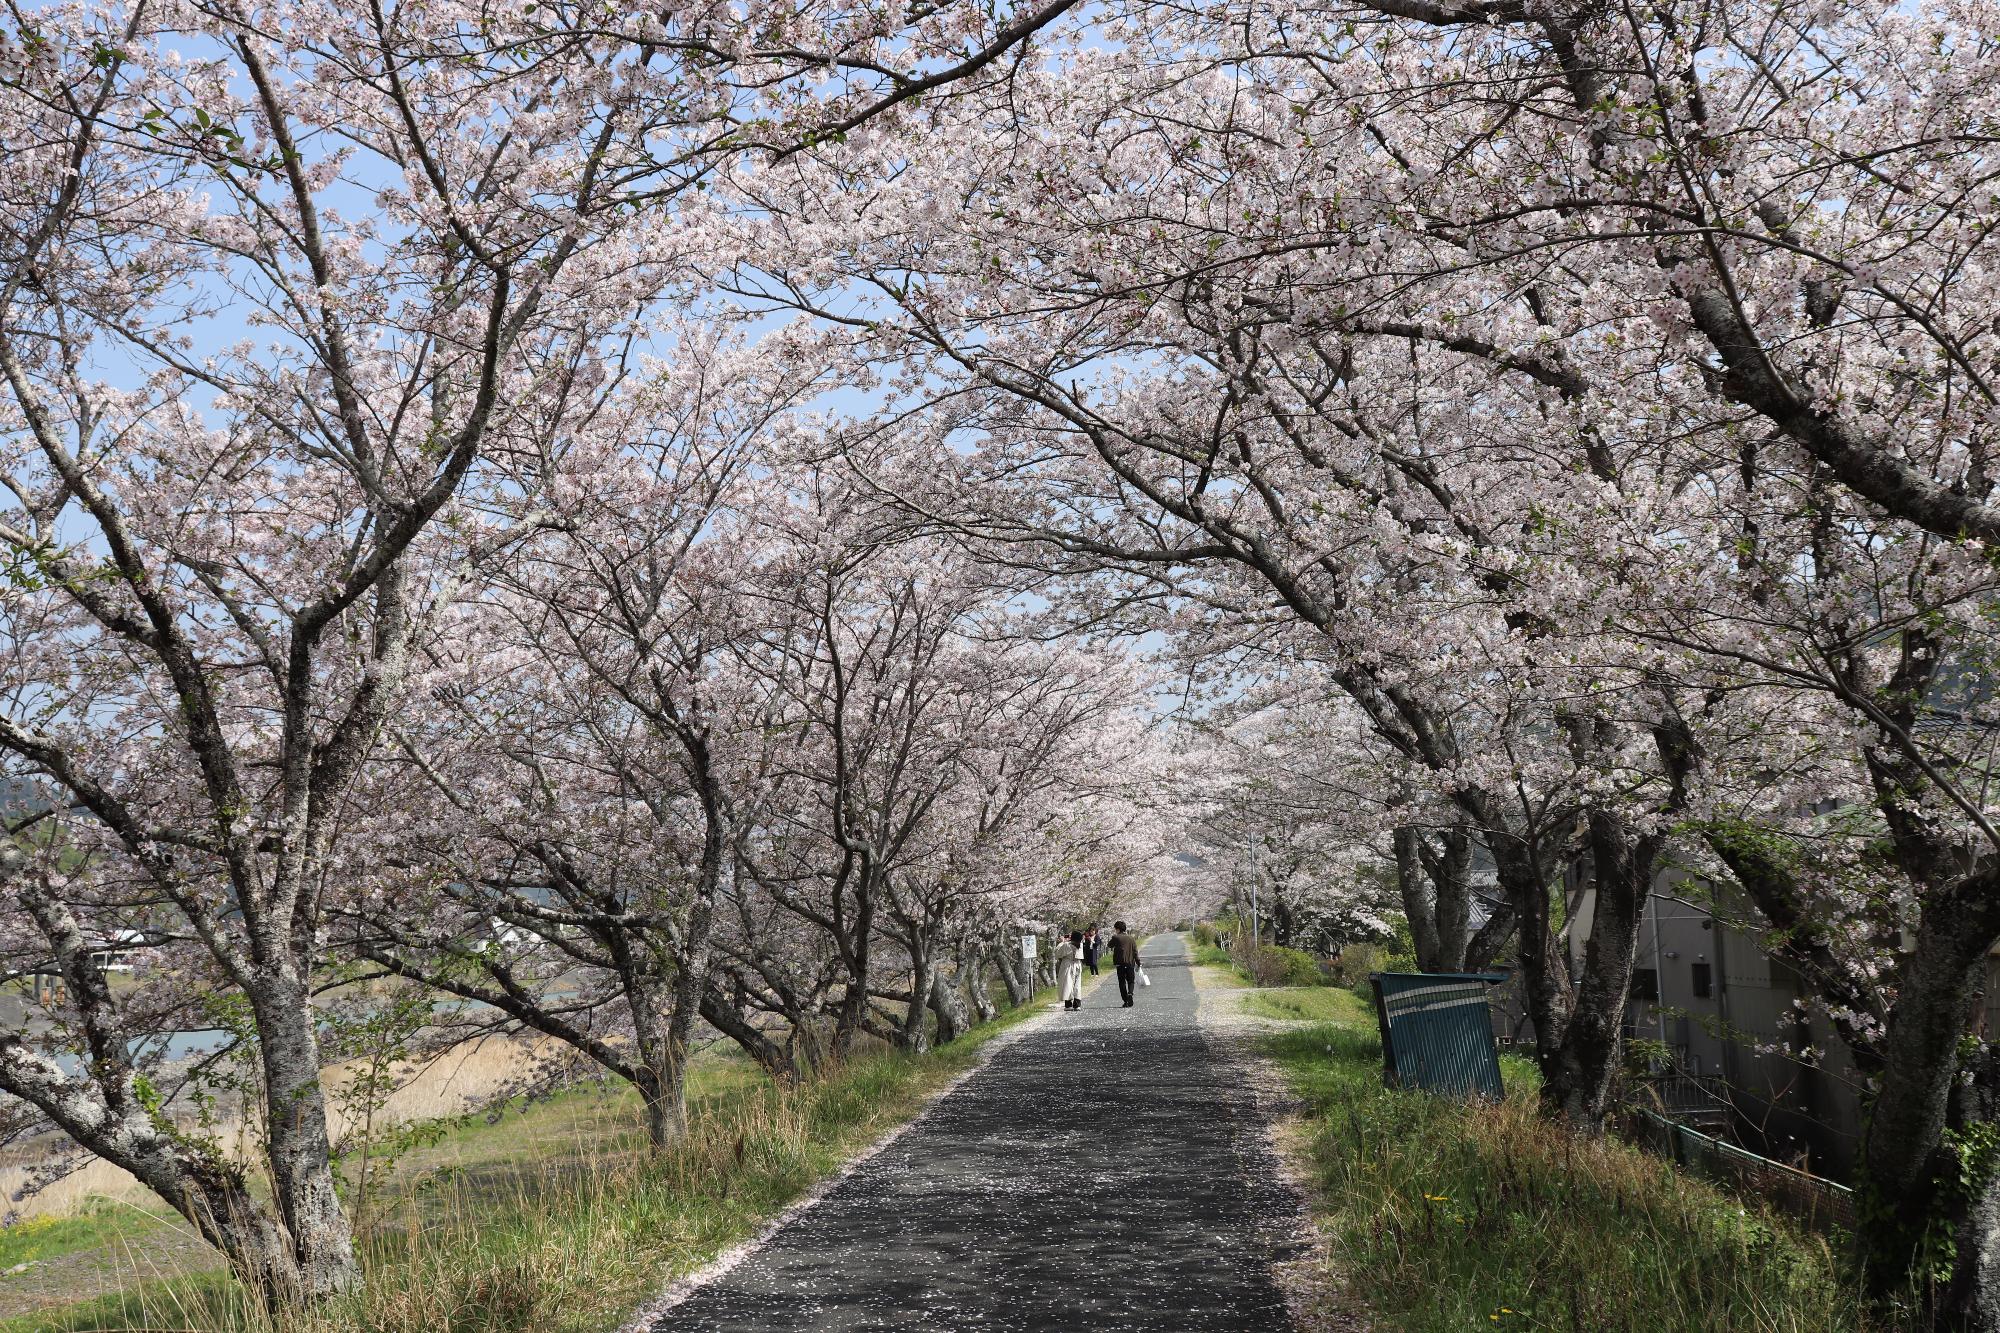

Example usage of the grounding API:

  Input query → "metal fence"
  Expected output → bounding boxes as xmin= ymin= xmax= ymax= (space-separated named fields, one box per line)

xmin=1626 ymin=1107 xmax=1856 ymax=1233
xmin=1370 ymin=972 xmax=1506 ymax=1100
xmin=1626 ymin=1072 xmax=1731 ymax=1131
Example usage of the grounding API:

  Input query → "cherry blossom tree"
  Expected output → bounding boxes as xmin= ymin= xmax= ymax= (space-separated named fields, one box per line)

xmin=0 ymin=0 xmax=623 ymax=1294
xmin=876 ymin=647 xmax=1165 ymax=1046
xmin=16 ymin=0 xmax=2000 ymax=1321
xmin=1187 ymin=697 xmax=1484 ymax=965
xmin=1580 ymin=415 xmax=2000 ymax=1317
xmin=0 ymin=0 xmax=1086 ymax=1307
xmin=718 ymin=2 xmax=2000 ymax=1316
xmin=339 ymin=352 xmax=798 ymax=1144
xmin=724 ymin=106 xmax=1673 ymax=1139
xmin=732 ymin=469 xmax=1168 ymax=1054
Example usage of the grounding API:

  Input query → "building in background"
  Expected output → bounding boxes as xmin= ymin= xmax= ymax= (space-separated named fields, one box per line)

xmin=1484 ymin=863 xmax=1947 ymax=1183
xmin=1601 ymin=874 xmax=1870 ymax=1178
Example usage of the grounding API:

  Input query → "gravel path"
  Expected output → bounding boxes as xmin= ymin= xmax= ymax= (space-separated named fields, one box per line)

xmin=644 ymin=933 xmax=1306 ymax=1332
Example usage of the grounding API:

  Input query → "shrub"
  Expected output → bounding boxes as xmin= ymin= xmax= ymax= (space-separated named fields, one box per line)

xmin=1242 ymin=944 xmax=1327 ymax=988
xmin=1328 ymin=943 xmax=1384 ymax=988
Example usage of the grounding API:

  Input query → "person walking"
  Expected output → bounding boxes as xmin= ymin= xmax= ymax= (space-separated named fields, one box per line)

xmin=1055 ymin=930 xmax=1085 ymax=1010
xmin=1110 ymin=922 xmax=1141 ymax=1007
xmin=1082 ymin=924 xmax=1102 ymax=976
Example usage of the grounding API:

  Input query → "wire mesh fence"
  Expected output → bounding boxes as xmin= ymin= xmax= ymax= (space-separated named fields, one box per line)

xmin=1625 ymin=1107 xmax=1856 ymax=1234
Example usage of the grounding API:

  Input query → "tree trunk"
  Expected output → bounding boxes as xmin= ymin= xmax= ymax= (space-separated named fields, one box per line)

xmin=1271 ymin=894 xmax=1297 ymax=949
xmin=1430 ymin=825 xmax=1475 ymax=971
xmin=3 ymin=1052 xmax=314 ymax=1308
xmin=1537 ymin=812 xmax=1654 ymax=1130
xmin=900 ymin=946 xmax=936 ymax=1054
xmin=1484 ymin=827 xmax=1573 ymax=1074
xmin=699 ymin=986 xmax=802 ymax=1082
xmin=649 ymin=766 xmax=726 ymax=1146
xmin=1949 ymin=1166 xmax=2000 ymax=1333
xmin=96 ymin=1113 xmax=306 ymax=1309
xmin=0 ymin=884 xmax=336 ymax=1312
xmin=633 ymin=1065 xmax=685 ymax=1151
xmin=831 ymin=890 xmax=875 ymax=1055
xmin=1857 ymin=899 xmax=1998 ymax=1307
xmin=249 ymin=975 xmax=361 ymax=1303
xmin=1464 ymin=897 xmax=1517 ymax=974
xmin=1396 ymin=824 xmax=1480 ymax=972
xmin=1393 ymin=827 xmax=1443 ymax=970
xmin=1476 ymin=804 xmax=1653 ymax=1131
xmin=995 ymin=933 xmax=1032 ymax=1007
xmin=965 ymin=945 xmax=1000 ymax=1022
xmin=1944 ymin=1042 xmax=2000 ymax=1332
xmin=928 ymin=965 xmax=972 ymax=1044
xmin=627 ymin=976 xmax=692 ymax=1149
xmin=1705 ymin=827 xmax=2000 ymax=1321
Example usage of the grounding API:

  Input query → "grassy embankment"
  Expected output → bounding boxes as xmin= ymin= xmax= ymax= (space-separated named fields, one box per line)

xmin=1229 ymin=977 xmax=1884 ymax=1332
xmin=2 ymin=994 xmax=1051 ymax=1333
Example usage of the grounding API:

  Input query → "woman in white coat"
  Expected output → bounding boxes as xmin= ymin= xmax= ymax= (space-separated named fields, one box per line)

xmin=1055 ymin=930 xmax=1084 ymax=1010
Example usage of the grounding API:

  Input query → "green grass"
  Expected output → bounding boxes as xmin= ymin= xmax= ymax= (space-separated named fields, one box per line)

xmin=0 ymin=1057 xmax=769 ymax=1291
xmin=1267 ymin=1017 xmax=1887 ymax=1333
xmin=0 ymin=1200 xmax=164 ymax=1270
xmin=1189 ymin=942 xmax=1249 ymax=987
xmin=4 ymin=997 xmax=1051 ymax=1333
xmin=1189 ymin=938 xmax=1336 ymax=989
xmin=1190 ymin=942 xmax=1233 ymax=969
xmin=1238 ymin=986 xmax=1372 ymax=1026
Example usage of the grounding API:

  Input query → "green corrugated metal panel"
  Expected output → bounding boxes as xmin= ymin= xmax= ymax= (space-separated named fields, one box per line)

xmin=1370 ymin=972 xmax=1505 ymax=1100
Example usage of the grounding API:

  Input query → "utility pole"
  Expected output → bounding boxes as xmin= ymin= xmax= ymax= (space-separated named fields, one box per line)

xmin=1249 ymin=832 xmax=1260 ymax=949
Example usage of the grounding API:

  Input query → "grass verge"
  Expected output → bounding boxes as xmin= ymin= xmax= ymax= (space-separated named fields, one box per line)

xmin=5 ymin=996 xmax=1049 ymax=1333
xmin=1237 ymin=986 xmax=1371 ymax=1026
xmin=1189 ymin=942 xmax=1249 ymax=989
xmin=1268 ymin=1018 xmax=1882 ymax=1333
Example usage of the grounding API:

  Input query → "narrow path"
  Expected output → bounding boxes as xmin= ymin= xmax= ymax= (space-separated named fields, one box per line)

xmin=645 ymin=933 xmax=1304 ymax=1332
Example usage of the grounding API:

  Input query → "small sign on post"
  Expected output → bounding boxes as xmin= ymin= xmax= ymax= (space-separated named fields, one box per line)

xmin=1019 ymin=934 xmax=1038 ymax=961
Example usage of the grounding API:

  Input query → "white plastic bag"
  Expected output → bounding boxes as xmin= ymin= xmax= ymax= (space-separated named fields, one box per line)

xmin=1138 ymin=967 xmax=1151 ymax=987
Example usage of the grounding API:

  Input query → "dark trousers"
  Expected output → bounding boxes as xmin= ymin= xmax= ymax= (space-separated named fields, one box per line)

xmin=1116 ymin=963 xmax=1137 ymax=1005
xmin=1086 ymin=956 xmax=1100 ymax=975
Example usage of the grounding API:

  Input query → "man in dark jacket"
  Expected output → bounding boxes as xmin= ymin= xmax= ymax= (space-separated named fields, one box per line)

xmin=1082 ymin=924 xmax=1102 ymax=975
xmin=1110 ymin=922 xmax=1141 ymax=1007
